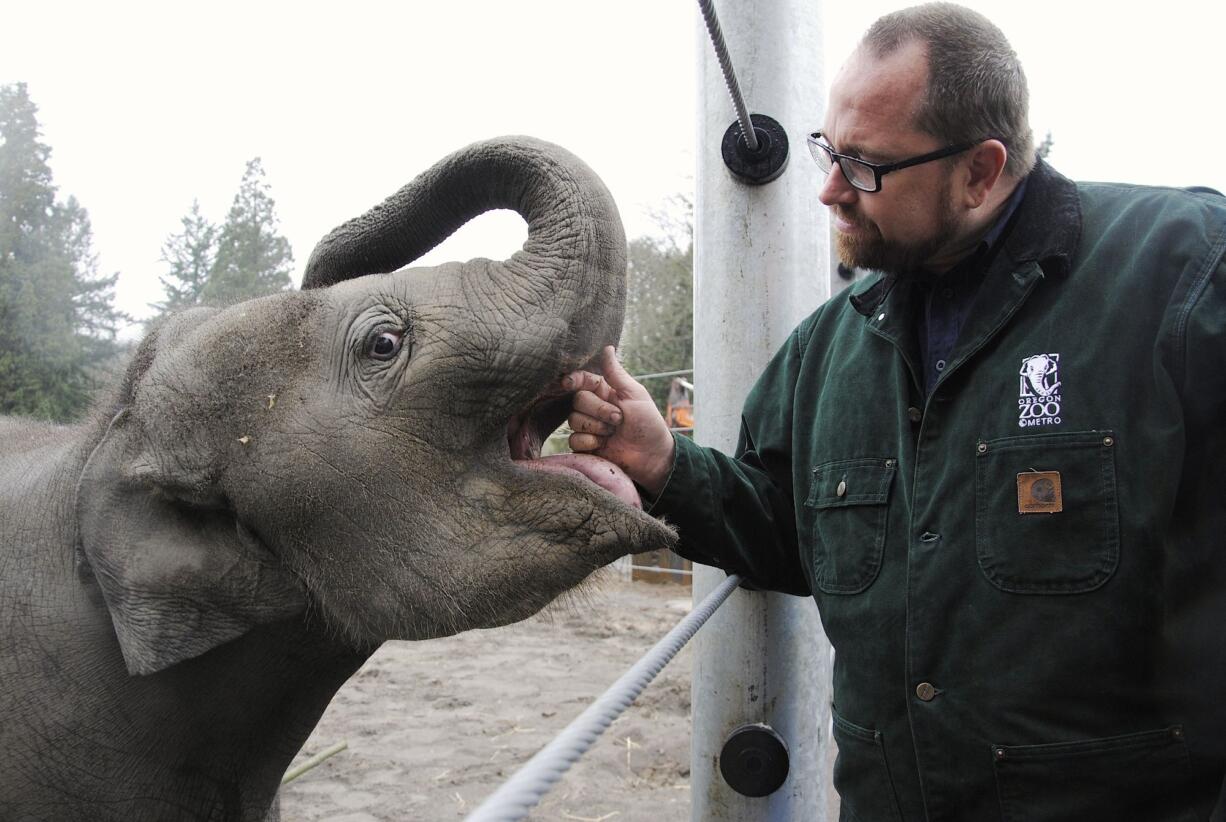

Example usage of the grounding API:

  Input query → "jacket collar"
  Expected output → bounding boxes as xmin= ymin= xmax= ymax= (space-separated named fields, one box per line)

xmin=848 ymin=158 xmax=1082 ymax=318
xmin=999 ymin=158 xmax=1081 ymax=278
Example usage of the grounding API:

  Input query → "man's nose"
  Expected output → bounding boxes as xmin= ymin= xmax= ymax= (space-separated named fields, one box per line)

xmin=818 ymin=161 xmax=858 ymax=207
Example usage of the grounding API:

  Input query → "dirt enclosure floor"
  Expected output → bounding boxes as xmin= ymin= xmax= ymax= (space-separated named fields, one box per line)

xmin=280 ymin=577 xmax=695 ymax=822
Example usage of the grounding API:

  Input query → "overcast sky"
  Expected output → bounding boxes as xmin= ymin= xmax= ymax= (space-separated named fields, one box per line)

xmin=3 ymin=1 xmax=1223 ymax=337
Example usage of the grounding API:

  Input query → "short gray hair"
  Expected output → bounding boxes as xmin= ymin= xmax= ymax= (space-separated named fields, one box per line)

xmin=861 ymin=2 xmax=1035 ymax=178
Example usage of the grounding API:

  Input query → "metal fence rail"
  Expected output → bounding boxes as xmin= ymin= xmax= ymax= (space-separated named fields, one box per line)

xmin=463 ymin=573 xmax=742 ymax=822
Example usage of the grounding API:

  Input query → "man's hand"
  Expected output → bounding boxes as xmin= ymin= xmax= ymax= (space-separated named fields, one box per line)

xmin=563 ymin=346 xmax=676 ymax=498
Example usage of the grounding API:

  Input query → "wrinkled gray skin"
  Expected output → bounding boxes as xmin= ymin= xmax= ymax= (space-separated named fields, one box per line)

xmin=0 ymin=137 xmax=676 ymax=822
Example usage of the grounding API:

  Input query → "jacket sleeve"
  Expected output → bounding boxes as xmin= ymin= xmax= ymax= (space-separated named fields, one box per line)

xmin=650 ymin=324 xmax=811 ymax=596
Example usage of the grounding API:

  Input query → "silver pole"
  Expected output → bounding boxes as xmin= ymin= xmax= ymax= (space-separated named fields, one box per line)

xmin=692 ymin=0 xmax=837 ymax=819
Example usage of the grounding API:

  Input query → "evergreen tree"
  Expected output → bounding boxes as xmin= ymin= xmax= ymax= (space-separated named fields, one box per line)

xmin=152 ymin=199 xmax=216 ymax=313
xmin=1037 ymin=130 xmax=1054 ymax=161
xmin=0 ymin=83 xmax=125 ymax=421
xmin=201 ymin=158 xmax=294 ymax=305
xmin=619 ymin=195 xmax=693 ymax=412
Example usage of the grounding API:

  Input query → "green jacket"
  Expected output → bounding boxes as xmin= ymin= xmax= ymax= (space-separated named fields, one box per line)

xmin=656 ymin=161 xmax=1226 ymax=821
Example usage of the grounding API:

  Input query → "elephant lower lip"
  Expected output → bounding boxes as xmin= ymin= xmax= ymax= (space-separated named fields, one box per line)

xmin=516 ymin=453 xmax=643 ymax=509
xmin=504 ymin=389 xmax=641 ymax=507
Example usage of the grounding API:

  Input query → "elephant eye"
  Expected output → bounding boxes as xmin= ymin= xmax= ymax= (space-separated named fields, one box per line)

xmin=368 ymin=330 xmax=404 ymax=361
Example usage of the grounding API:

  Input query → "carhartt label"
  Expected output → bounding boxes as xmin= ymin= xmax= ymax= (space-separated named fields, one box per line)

xmin=1018 ymin=353 xmax=1062 ymax=428
xmin=1017 ymin=471 xmax=1062 ymax=513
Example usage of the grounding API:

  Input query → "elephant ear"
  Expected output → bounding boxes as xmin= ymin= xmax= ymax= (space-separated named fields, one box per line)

xmin=77 ymin=410 xmax=307 ymax=676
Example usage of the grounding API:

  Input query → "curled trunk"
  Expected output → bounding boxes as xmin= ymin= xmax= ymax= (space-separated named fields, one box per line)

xmin=303 ymin=136 xmax=627 ymax=370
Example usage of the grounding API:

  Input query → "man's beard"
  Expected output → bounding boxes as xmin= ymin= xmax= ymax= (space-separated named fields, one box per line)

xmin=832 ymin=182 xmax=961 ymax=278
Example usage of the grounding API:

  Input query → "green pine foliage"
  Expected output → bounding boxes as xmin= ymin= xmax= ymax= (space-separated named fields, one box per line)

xmin=153 ymin=158 xmax=294 ymax=313
xmin=1037 ymin=130 xmax=1054 ymax=161
xmin=199 ymin=158 xmax=293 ymax=306
xmin=151 ymin=199 xmax=216 ymax=313
xmin=0 ymin=83 xmax=125 ymax=421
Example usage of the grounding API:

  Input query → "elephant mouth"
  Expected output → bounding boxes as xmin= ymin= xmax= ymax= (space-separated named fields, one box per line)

xmin=506 ymin=392 xmax=643 ymax=509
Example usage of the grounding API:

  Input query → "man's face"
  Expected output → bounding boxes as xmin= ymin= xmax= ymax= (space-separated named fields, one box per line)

xmin=819 ymin=41 xmax=969 ymax=276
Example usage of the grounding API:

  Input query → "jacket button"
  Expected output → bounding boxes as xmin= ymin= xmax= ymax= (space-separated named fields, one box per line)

xmin=907 ymin=406 xmax=922 ymax=423
xmin=915 ymin=682 xmax=937 ymax=702
xmin=836 ymin=480 xmax=847 ymax=497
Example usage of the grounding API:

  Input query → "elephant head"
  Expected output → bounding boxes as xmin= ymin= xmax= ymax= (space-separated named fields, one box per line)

xmin=76 ymin=136 xmax=677 ymax=676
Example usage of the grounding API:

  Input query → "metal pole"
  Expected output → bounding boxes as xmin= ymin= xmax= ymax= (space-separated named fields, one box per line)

xmin=692 ymin=1 xmax=837 ymax=819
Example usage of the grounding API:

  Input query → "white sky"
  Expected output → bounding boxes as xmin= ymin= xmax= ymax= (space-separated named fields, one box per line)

xmin=2 ymin=1 xmax=1223 ymax=337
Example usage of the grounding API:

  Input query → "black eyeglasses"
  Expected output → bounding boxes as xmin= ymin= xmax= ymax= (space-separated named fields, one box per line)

xmin=806 ymin=131 xmax=980 ymax=193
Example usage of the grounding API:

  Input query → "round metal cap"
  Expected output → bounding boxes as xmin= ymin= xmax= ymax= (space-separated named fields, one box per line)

xmin=719 ymin=723 xmax=790 ymax=797
xmin=721 ymin=113 xmax=789 ymax=185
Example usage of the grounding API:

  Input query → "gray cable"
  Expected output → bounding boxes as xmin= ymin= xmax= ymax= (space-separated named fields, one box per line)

xmin=464 ymin=573 xmax=742 ymax=822
xmin=696 ymin=0 xmax=759 ymax=152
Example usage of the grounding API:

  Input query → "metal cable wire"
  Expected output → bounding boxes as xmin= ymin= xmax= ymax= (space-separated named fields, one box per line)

xmin=463 ymin=573 xmax=742 ymax=822
xmin=696 ymin=0 xmax=759 ymax=152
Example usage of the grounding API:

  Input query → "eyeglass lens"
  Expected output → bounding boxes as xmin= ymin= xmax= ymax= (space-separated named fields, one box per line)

xmin=809 ymin=139 xmax=875 ymax=192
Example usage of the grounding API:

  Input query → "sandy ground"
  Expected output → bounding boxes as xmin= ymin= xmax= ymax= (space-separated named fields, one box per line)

xmin=280 ymin=576 xmax=695 ymax=822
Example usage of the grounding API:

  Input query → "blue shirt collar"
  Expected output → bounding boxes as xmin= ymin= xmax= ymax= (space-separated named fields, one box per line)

xmin=981 ymin=175 xmax=1029 ymax=251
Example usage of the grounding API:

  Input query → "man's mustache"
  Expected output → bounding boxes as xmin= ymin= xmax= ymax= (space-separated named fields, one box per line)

xmin=831 ymin=206 xmax=871 ymax=232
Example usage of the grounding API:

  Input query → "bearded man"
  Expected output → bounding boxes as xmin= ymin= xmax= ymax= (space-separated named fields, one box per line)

xmin=566 ymin=3 xmax=1226 ymax=819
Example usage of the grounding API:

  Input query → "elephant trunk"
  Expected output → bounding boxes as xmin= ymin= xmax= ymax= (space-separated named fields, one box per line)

xmin=302 ymin=136 xmax=626 ymax=368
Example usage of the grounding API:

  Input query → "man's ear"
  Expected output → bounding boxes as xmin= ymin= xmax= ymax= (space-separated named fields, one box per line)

xmin=77 ymin=410 xmax=307 ymax=676
xmin=962 ymin=138 xmax=1009 ymax=209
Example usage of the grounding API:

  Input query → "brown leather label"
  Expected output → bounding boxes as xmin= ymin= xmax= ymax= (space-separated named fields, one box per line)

xmin=1017 ymin=471 xmax=1062 ymax=513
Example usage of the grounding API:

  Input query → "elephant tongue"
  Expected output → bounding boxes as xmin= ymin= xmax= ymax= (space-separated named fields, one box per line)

xmin=522 ymin=453 xmax=643 ymax=510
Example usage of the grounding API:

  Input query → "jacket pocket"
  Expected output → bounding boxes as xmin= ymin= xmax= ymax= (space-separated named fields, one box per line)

xmin=831 ymin=707 xmax=903 ymax=822
xmin=992 ymin=726 xmax=1197 ymax=822
xmin=974 ymin=430 xmax=1119 ymax=593
xmin=804 ymin=457 xmax=896 ymax=595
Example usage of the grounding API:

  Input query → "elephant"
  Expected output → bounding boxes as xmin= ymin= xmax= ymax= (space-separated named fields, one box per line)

xmin=0 ymin=136 xmax=677 ymax=821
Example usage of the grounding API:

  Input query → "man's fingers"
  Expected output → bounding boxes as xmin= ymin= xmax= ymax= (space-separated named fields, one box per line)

xmin=561 ymin=348 xmax=651 ymax=403
xmin=568 ymin=431 xmax=606 ymax=453
xmin=571 ymin=389 xmax=622 ymax=424
xmin=569 ymin=411 xmax=614 ymax=436
xmin=561 ymin=369 xmax=615 ymax=402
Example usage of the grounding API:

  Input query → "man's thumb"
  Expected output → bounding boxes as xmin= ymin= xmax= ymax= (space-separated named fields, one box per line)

xmin=601 ymin=345 xmax=644 ymax=396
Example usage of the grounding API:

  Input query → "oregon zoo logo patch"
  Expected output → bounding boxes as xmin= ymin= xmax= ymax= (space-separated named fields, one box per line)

xmin=1018 ymin=353 xmax=1062 ymax=428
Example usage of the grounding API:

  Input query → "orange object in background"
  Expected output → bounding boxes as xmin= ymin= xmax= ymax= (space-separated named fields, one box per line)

xmin=665 ymin=377 xmax=693 ymax=430
xmin=669 ymin=405 xmax=694 ymax=429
